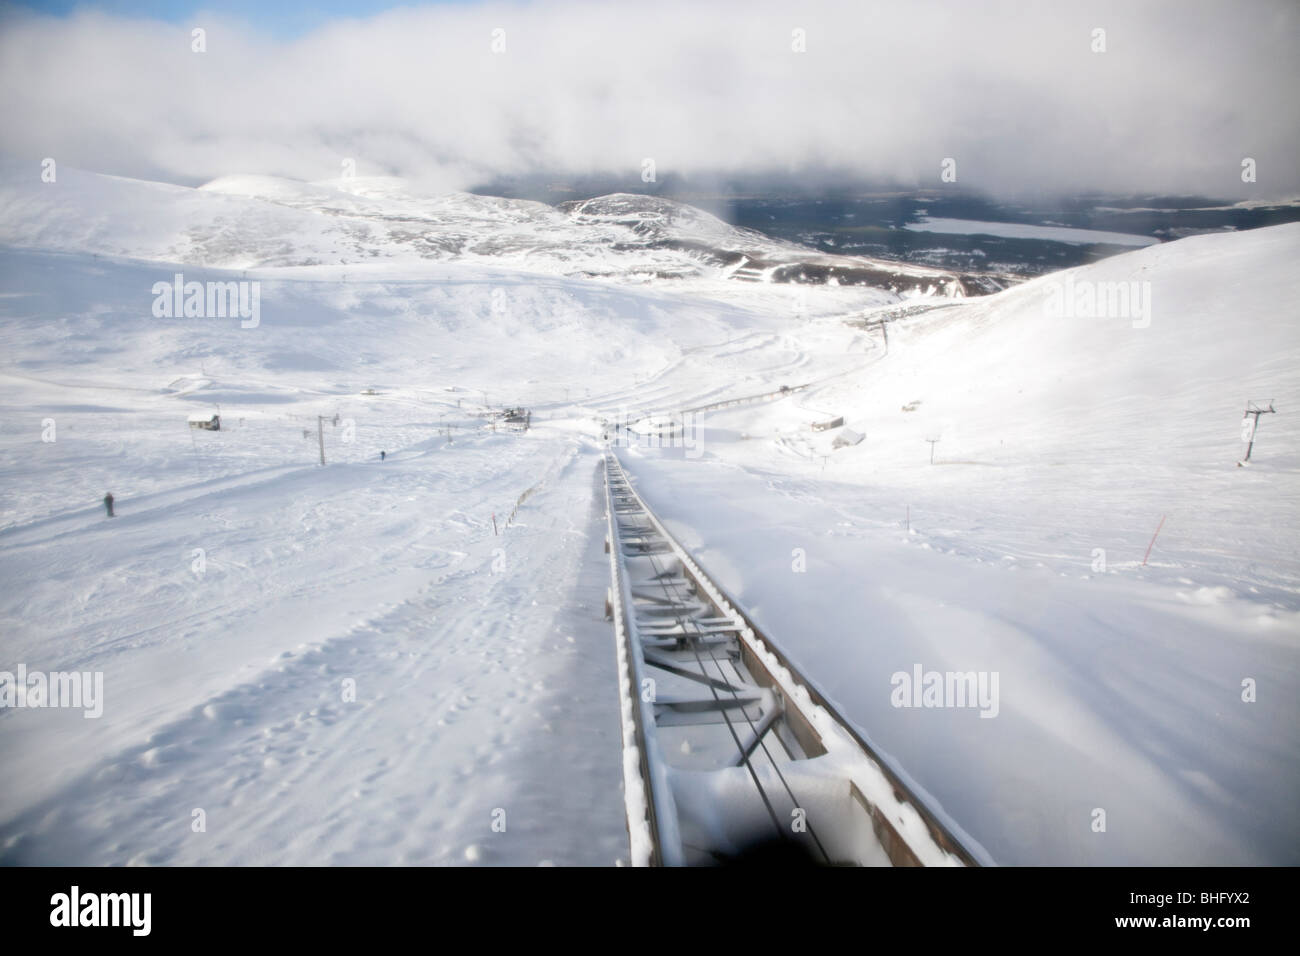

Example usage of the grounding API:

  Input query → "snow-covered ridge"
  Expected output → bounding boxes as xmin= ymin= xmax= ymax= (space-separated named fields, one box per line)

xmin=0 ymin=159 xmax=1011 ymax=298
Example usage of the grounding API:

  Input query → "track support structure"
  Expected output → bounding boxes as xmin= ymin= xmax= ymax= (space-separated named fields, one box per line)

xmin=602 ymin=451 xmax=981 ymax=867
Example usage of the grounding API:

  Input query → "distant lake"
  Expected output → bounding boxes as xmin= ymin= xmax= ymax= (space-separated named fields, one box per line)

xmin=472 ymin=174 xmax=1300 ymax=278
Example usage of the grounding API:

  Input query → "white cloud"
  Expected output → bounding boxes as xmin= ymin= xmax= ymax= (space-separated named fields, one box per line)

xmin=1 ymin=0 xmax=1296 ymax=197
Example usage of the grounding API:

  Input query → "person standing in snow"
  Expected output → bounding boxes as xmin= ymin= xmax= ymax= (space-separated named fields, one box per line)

xmin=103 ymin=493 xmax=114 ymax=517
xmin=380 ymin=450 xmax=386 ymax=461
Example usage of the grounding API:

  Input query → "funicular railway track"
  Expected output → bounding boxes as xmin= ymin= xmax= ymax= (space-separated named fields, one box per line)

xmin=602 ymin=451 xmax=981 ymax=867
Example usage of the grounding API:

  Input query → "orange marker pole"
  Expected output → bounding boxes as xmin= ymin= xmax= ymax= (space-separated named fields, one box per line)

xmin=1142 ymin=515 xmax=1166 ymax=567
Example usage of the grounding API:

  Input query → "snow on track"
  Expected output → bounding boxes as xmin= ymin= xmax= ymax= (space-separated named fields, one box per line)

xmin=615 ymin=450 xmax=1299 ymax=865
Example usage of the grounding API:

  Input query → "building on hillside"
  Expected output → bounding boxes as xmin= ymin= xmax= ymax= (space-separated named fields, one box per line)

xmin=811 ymin=416 xmax=844 ymax=432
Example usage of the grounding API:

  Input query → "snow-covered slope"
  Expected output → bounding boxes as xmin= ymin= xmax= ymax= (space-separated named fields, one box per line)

xmin=612 ymin=222 xmax=1300 ymax=864
xmin=842 ymin=223 xmax=1300 ymax=472
xmin=683 ymin=223 xmax=1300 ymax=598
xmin=0 ymin=238 xmax=825 ymax=865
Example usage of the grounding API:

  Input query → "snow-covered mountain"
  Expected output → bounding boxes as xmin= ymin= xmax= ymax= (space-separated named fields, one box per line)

xmin=0 ymin=158 xmax=1011 ymax=298
xmin=0 ymin=152 xmax=1295 ymax=867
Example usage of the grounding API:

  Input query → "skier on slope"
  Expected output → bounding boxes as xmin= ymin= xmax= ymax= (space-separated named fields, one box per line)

xmin=103 ymin=493 xmax=114 ymax=518
xmin=380 ymin=450 xmax=386 ymax=461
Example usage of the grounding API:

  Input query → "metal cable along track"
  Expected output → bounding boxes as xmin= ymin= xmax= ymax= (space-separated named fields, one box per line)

xmin=603 ymin=451 xmax=980 ymax=867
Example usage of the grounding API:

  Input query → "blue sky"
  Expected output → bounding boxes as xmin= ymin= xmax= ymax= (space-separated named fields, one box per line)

xmin=9 ymin=1 xmax=472 ymax=39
